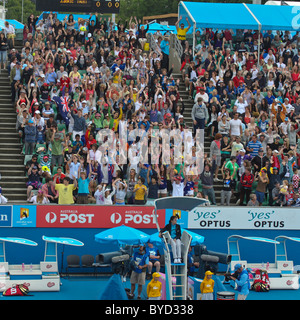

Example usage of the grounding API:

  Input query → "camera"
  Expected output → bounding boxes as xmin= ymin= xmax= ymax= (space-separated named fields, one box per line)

xmin=224 ymin=270 xmax=239 ymax=282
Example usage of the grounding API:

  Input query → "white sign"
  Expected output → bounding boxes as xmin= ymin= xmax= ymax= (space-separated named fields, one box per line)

xmin=188 ymin=207 xmax=300 ymax=230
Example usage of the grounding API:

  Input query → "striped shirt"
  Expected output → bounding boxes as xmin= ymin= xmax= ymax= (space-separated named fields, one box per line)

xmin=247 ymin=140 xmax=263 ymax=157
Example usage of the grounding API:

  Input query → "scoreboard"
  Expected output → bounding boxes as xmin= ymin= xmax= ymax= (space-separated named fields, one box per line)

xmin=36 ymin=0 xmax=120 ymax=14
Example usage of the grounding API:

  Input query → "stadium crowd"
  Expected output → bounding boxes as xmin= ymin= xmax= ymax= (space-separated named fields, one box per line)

xmin=2 ymin=13 xmax=300 ymax=207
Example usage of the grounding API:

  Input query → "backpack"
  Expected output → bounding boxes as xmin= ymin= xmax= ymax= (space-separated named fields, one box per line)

xmin=251 ymin=269 xmax=270 ymax=292
xmin=3 ymin=283 xmax=30 ymax=296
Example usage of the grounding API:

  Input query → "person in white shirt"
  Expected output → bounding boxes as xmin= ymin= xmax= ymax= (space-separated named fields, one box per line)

xmin=283 ymin=98 xmax=293 ymax=114
xmin=194 ymin=87 xmax=209 ymax=104
xmin=4 ymin=21 xmax=15 ymax=47
xmin=0 ymin=187 xmax=8 ymax=204
xmin=94 ymin=185 xmax=105 ymax=205
xmin=250 ymin=64 xmax=258 ymax=80
xmin=263 ymin=49 xmax=276 ymax=64
xmin=103 ymin=186 xmax=116 ymax=205
xmin=229 ymin=112 xmax=243 ymax=137
xmin=171 ymin=175 xmax=185 ymax=197
xmin=234 ymin=96 xmax=248 ymax=115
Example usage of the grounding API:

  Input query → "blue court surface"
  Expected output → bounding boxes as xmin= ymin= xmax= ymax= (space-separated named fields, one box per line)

xmin=1 ymin=275 xmax=299 ymax=300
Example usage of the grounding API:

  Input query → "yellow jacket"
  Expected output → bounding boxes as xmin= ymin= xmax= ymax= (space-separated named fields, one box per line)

xmin=147 ymin=279 xmax=162 ymax=298
xmin=200 ymin=271 xmax=214 ymax=294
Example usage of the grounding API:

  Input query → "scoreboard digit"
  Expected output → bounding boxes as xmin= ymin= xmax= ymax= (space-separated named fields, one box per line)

xmin=36 ymin=0 xmax=120 ymax=14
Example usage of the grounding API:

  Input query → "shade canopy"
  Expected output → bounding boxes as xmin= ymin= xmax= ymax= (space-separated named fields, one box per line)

xmin=178 ymin=1 xmax=300 ymax=31
xmin=95 ymin=225 xmax=150 ymax=246
xmin=154 ymin=197 xmax=208 ymax=211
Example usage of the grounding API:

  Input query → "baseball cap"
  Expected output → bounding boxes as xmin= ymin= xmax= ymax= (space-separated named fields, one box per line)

xmin=234 ymin=263 xmax=242 ymax=271
xmin=152 ymin=272 xmax=161 ymax=279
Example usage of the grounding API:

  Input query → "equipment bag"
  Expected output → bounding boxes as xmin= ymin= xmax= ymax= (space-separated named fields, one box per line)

xmin=251 ymin=269 xmax=270 ymax=292
xmin=3 ymin=283 xmax=29 ymax=296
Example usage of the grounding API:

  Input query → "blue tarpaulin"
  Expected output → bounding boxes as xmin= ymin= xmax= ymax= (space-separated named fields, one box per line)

xmin=98 ymin=274 xmax=128 ymax=300
xmin=178 ymin=1 xmax=300 ymax=31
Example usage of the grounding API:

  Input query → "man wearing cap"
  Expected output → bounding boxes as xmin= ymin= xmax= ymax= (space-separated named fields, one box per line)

xmin=230 ymin=264 xmax=250 ymax=300
xmin=175 ymin=16 xmax=191 ymax=46
xmin=251 ymin=147 xmax=267 ymax=173
xmin=33 ymin=110 xmax=45 ymax=129
xmin=130 ymin=244 xmax=149 ymax=300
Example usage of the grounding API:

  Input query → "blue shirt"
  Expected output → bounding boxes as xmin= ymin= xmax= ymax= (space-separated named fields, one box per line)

xmin=78 ymin=177 xmax=90 ymax=194
xmin=14 ymin=68 xmax=21 ymax=81
xmin=247 ymin=140 xmax=263 ymax=157
xmin=236 ymin=269 xmax=250 ymax=295
xmin=132 ymin=251 xmax=149 ymax=274
xmin=170 ymin=224 xmax=176 ymax=239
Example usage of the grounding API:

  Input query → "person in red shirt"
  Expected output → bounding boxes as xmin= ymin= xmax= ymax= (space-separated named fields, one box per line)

xmin=85 ymin=132 xmax=97 ymax=150
xmin=53 ymin=167 xmax=66 ymax=184
xmin=246 ymin=53 xmax=257 ymax=71
xmin=239 ymin=167 xmax=254 ymax=205
xmin=233 ymin=70 xmax=245 ymax=88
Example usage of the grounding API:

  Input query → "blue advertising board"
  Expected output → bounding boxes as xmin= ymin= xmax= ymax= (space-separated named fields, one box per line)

xmin=0 ymin=206 xmax=12 ymax=227
xmin=12 ymin=205 xmax=37 ymax=228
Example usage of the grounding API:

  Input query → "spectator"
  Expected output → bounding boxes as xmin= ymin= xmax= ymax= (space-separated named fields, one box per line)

xmin=220 ymin=161 xmax=236 ymax=206
xmin=239 ymin=167 xmax=254 ymax=205
xmin=254 ymin=169 xmax=269 ymax=206
xmin=54 ymin=176 xmax=77 ymax=205
xmin=191 ymin=97 xmax=209 ymax=134
xmin=11 ymin=13 xmax=300 ymax=207
xmin=0 ymin=32 xmax=8 ymax=70
xmin=247 ymin=134 xmax=263 ymax=157
xmin=133 ymin=177 xmax=147 ymax=205
xmin=50 ymin=128 xmax=65 ymax=171
xmin=24 ymin=119 xmax=37 ymax=155
xmin=0 ymin=187 xmax=8 ymax=204
xmin=4 ymin=21 xmax=15 ymax=48
xmin=200 ymin=160 xmax=216 ymax=205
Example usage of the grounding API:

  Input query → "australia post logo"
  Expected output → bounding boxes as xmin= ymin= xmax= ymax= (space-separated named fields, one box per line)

xmin=36 ymin=206 xmax=162 ymax=228
xmin=45 ymin=211 xmax=94 ymax=225
xmin=36 ymin=207 xmax=95 ymax=228
xmin=110 ymin=210 xmax=157 ymax=226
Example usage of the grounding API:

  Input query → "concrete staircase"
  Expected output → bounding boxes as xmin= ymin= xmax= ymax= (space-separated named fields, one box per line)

xmin=172 ymin=72 xmax=236 ymax=205
xmin=0 ymin=68 xmax=27 ymax=203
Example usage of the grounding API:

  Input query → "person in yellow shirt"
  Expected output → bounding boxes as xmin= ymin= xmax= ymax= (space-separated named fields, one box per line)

xmin=200 ymin=270 xmax=214 ymax=300
xmin=176 ymin=16 xmax=191 ymax=45
xmin=133 ymin=177 xmax=147 ymax=205
xmin=147 ymin=272 xmax=162 ymax=300
xmin=54 ymin=177 xmax=77 ymax=205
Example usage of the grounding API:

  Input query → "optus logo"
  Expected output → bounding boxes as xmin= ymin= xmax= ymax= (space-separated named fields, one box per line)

xmin=247 ymin=210 xmax=284 ymax=228
xmin=191 ymin=209 xmax=230 ymax=228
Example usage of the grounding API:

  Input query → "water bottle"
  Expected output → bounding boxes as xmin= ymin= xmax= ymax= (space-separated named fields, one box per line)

xmin=22 ymin=263 xmax=25 ymax=272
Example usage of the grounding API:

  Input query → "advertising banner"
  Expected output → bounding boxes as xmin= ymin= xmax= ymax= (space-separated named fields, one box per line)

xmin=0 ymin=206 xmax=12 ymax=227
xmin=187 ymin=207 xmax=300 ymax=230
xmin=12 ymin=205 xmax=37 ymax=228
xmin=36 ymin=205 xmax=165 ymax=229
